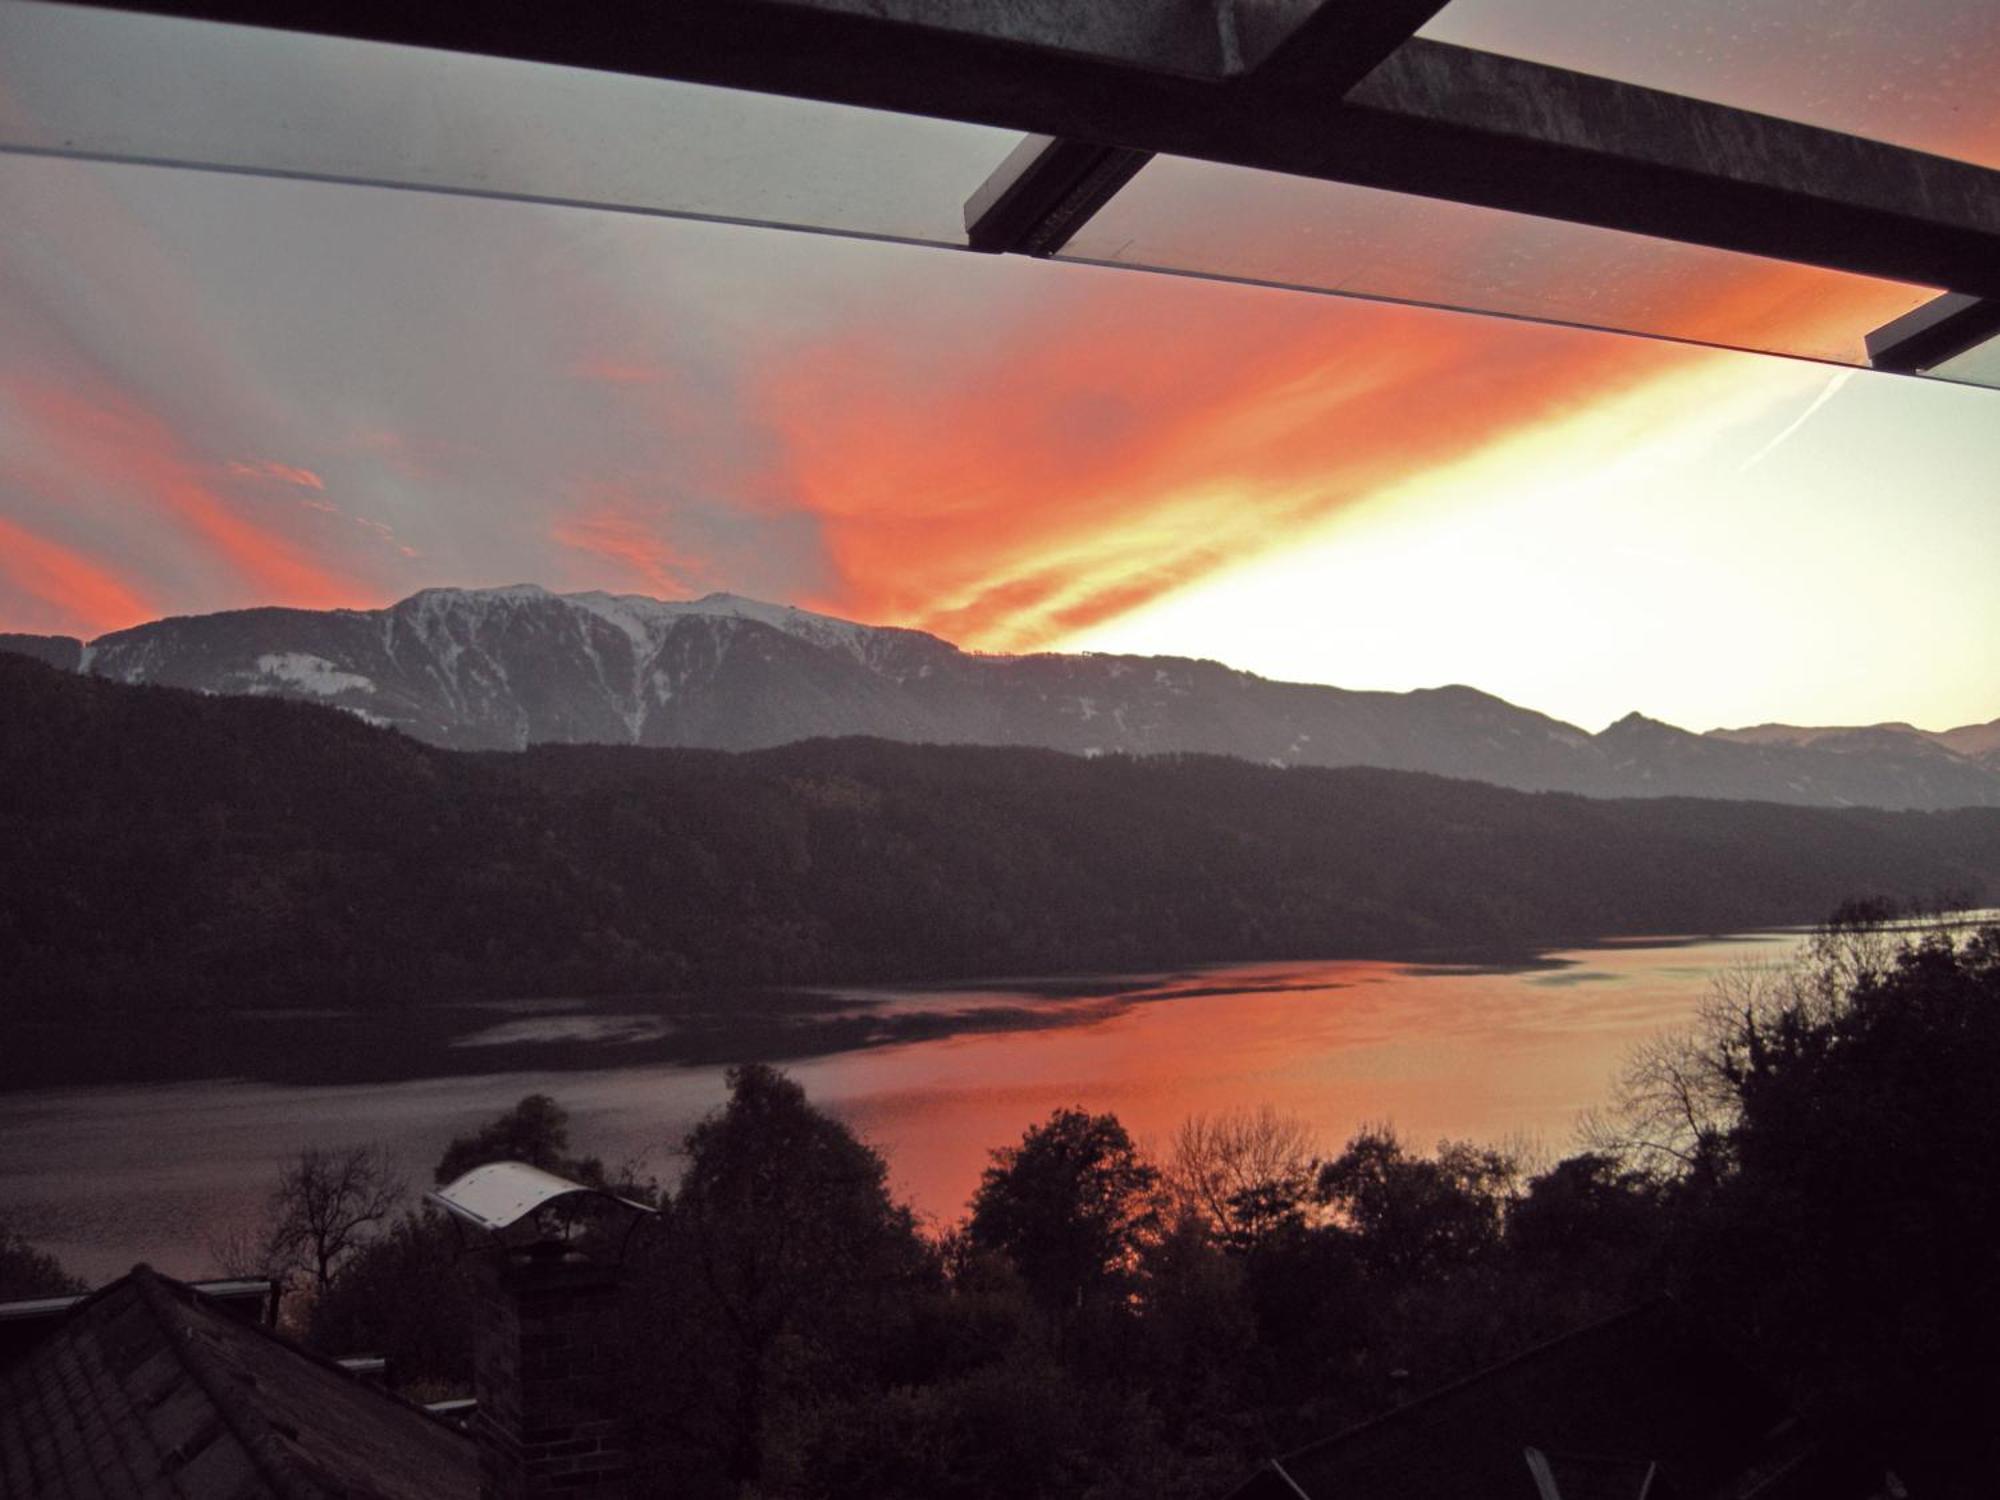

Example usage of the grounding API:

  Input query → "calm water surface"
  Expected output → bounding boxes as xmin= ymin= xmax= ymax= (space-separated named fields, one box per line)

xmin=0 ymin=929 xmax=1805 ymax=1283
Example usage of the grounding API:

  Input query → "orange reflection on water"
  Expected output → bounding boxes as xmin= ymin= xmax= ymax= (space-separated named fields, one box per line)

xmin=789 ymin=932 xmax=1805 ymax=1225
xmin=0 ymin=931 xmax=1809 ymax=1281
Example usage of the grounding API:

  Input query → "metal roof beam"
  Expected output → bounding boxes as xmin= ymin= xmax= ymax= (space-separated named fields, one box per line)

xmin=1866 ymin=293 xmax=2000 ymax=374
xmin=963 ymin=1 xmax=1453 ymax=256
xmin=964 ymin=135 xmax=1154 ymax=255
xmin=1330 ymin=40 xmax=2000 ymax=298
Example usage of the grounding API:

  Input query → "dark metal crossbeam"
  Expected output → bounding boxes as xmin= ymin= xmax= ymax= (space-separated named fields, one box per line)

xmin=963 ymin=1 xmax=1451 ymax=256
xmin=1866 ymin=293 xmax=2000 ymax=374
xmin=964 ymin=136 xmax=1154 ymax=255
xmin=1331 ymin=41 xmax=2000 ymax=298
xmin=60 ymin=0 xmax=2000 ymax=298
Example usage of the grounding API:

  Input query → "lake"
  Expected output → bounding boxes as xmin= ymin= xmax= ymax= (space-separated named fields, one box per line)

xmin=0 ymin=928 xmax=1809 ymax=1284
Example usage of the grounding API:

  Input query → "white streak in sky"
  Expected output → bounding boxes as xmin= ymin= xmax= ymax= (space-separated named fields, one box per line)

xmin=1736 ymin=370 xmax=1853 ymax=474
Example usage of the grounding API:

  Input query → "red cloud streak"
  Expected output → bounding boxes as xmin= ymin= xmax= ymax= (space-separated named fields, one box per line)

xmin=2 ymin=166 xmax=1948 ymax=647
xmin=751 ymin=272 xmax=1674 ymax=648
xmin=552 ymin=492 xmax=716 ymax=598
xmin=2 ymin=371 xmax=363 ymax=611
xmin=747 ymin=220 xmax=1932 ymax=651
xmin=226 ymin=459 xmax=327 ymax=491
xmin=0 ymin=514 xmax=155 ymax=635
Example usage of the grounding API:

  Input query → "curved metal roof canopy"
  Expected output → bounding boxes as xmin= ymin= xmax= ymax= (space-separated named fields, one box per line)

xmin=427 ymin=1162 xmax=656 ymax=1235
xmin=19 ymin=0 xmax=2000 ymax=386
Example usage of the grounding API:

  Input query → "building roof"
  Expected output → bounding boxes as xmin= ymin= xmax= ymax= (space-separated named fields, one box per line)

xmin=0 ymin=1279 xmax=277 ymax=1371
xmin=0 ymin=1265 xmax=475 ymax=1500
xmin=427 ymin=1160 xmax=656 ymax=1234
xmin=1228 ymin=1301 xmax=1795 ymax=1500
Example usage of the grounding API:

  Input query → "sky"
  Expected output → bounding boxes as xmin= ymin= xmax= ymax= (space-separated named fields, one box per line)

xmin=2 ymin=4 xmax=1998 ymax=736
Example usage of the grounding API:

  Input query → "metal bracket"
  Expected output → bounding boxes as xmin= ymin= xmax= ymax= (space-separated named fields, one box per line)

xmin=1866 ymin=292 xmax=2000 ymax=374
xmin=965 ymin=134 xmax=1152 ymax=255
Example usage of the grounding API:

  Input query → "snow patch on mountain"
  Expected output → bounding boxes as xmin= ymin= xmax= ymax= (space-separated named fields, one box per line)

xmin=564 ymin=589 xmax=886 ymax=666
xmin=252 ymin=653 xmax=376 ymax=697
xmin=566 ymin=591 xmax=661 ymax=653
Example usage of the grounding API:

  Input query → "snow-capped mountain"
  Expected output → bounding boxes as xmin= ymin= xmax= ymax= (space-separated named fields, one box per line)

xmin=6 ymin=586 xmax=1999 ymax=809
xmin=35 ymin=587 xmax=945 ymax=752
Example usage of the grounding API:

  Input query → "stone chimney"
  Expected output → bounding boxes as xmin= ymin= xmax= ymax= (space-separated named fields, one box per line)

xmin=429 ymin=1162 xmax=654 ymax=1499
xmin=472 ymin=1243 xmax=630 ymax=1499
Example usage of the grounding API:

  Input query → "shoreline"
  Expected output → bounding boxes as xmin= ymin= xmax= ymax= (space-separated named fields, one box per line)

xmin=0 ymin=926 xmax=1814 ymax=1096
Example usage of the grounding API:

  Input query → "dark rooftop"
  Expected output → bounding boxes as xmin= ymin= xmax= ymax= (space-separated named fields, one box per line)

xmin=1228 ymin=1301 xmax=1796 ymax=1500
xmin=0 ymin=1264 xmax=475 ymax=1499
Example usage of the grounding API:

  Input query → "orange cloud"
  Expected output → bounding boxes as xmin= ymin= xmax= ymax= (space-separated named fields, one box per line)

xmin=226 ymin=459 xmax=327 ymax=491
xmin=0 ymin=514 xmax=155 ymax=635
xmin=0 ymin=138 xmax=1947 ymax=651
xmin=741 ymin=157 xmax=1952 ymax=655
xmin=2 ymin=372 xmax=364 ymax=610
xmin=552 ymin=491 xmax=714 ymax=598
xmin=752 ymin=267 xmax=1677 ymax=650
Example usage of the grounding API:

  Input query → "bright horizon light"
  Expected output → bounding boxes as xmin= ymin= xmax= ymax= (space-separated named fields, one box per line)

xmin=1059 ymin=352 xmax=2000 ymax=734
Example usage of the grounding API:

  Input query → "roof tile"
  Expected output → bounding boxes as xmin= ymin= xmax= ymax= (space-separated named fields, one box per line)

xmin=0 ymin=1267 xmax=476 ymax=1499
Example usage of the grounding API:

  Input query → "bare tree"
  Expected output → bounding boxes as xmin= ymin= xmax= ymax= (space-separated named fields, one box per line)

xmin=204 ymin=1218 xmax=288 ymax=1283
xmin=1166 ymin=1105 xmax=1319 ymax=1243
xmin=1583 ymin=904 xmax=1963 ymax=1180
xmin=1583 ymin=1024 xmax=1737 ymax=1181
xmin=263 ymin=1146 xmax=406 ymax=1296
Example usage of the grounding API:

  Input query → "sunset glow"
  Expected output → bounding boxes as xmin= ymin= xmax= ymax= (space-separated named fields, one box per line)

xmin=4 ymin=372 xmax=365 ymax=610
xmin=1 ymin=139 xmax=1996 ymax=731
xmin=0 ymin=512 xmax=153 ymax=635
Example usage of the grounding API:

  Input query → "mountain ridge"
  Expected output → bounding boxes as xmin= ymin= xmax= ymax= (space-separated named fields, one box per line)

xmin=4 ymin=585 xmax=1997 ymax=810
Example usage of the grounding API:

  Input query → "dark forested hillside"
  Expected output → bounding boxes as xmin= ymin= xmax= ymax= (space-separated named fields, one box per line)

xmin=3 ymin=651 xmax=1997 ymax=1013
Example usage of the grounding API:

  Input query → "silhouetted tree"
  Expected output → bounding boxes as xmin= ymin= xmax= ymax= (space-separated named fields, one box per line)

xmin=263 ymin=1145 xmax=406 ymax=1296
xmin=1584 ymin=1020 xmax=1740 ymax=1184
xmin=1315 ymin=1128 xmax=1514 ymax=1284
xmin=968 ymin=1108 xmax=1163 ymax=1318
xmin=0 ymin=1225 xmax=86 ymax=1299
xmin=1677 ymin=921 xmax=2000 ymax=1494
xmin=307 ymin=1209 xmax=474 ymax=1395
xmin=805 ymin=1340 xmax=1203 ymax=1500
xmin=1166 ymin=1106 xmax=1319 ymax=1250
xmin=1507 ymin=1152 xmax=1664 ymax=1272
xmin=433 ymin=1092 xmax=605 ymax=1186
xmin=625 ymin=1064 xmax=931 ymax=1495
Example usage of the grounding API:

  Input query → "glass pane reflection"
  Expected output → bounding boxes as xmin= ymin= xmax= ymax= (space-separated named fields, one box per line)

xmin=1059 ymin=155 xmax=1940 ymax=368
xmin=0 ymin=1 xmax=1020 ymax=247
xmin=1930 ymin=336 xmax=2000 ymax=390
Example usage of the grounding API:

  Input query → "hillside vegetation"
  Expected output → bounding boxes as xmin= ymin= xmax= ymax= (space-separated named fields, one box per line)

xmin=3 ymin=652 xmax=1996 ymax=1012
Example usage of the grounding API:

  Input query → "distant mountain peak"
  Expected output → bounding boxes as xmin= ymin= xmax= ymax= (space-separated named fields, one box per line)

xmin=1707 ymin=717 xmax=2000 ymax=768
xmin=403 ymin=583 xmax=553 ymax=604
xmin=1939 ymin=718 xmax=2000 ymax=758
xmin=1604 ymin=711 xmax=1673 ymax=732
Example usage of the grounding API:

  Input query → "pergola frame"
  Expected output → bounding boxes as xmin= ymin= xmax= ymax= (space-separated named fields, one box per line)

xmin=52 ymin=0 xmax=2000 ymax=372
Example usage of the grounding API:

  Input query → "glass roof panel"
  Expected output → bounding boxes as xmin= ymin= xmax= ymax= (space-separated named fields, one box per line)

xmin=1930 ymin=336 xmax=2000 ymax=391
xmin=0 ymin=1 xmax=1019 ymax=247
xmin=1057 ymin=155 xmax=1940 ymax=368
xmin=1418 ymin=0 xmax=2000 ymax=170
